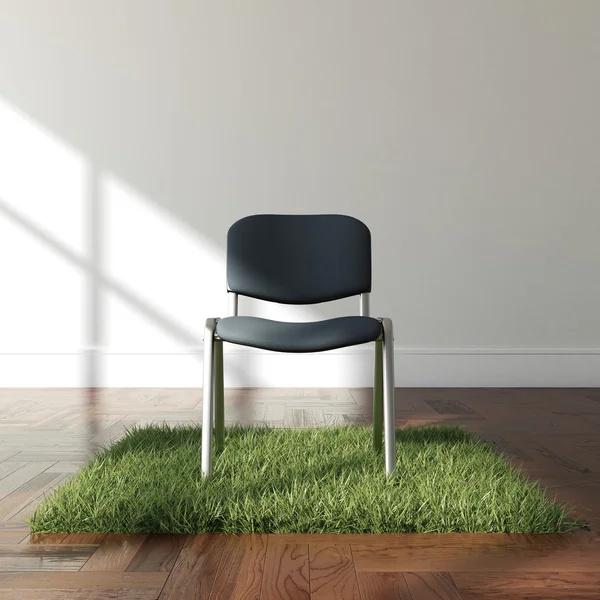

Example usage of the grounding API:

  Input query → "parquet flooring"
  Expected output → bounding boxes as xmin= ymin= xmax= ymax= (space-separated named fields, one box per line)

xmin=1 ymin=387 xmax=599 ymax=599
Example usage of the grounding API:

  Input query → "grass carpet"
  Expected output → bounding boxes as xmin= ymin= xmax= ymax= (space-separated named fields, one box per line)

xmin=29 ymin=424 xmax=578 ymax=534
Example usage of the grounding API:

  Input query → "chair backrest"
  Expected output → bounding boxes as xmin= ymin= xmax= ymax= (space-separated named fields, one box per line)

xmin=226 ymin=214 xmax=372 ymax=304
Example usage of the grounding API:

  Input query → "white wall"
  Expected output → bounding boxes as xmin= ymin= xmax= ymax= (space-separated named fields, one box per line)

xmin=1 ymin=0 xmax=599 ymax=387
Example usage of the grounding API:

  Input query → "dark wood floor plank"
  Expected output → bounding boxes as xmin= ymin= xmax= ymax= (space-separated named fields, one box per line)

xmin=309 ymin=544 xmax=360 ymax=600
xmin=424 ymin=396 xmax=481 ymax=417
xmin=8 ymin=473 xmax=72 ymax=524
xmin=578 ymin=389 xmax=600 ymax=404
xmin=269 ymin=533 xmax=516 ymax=546
xmin=525 ymin=438 xmax=595 ymax=476
xmin=0 ymin=462 xmax=55 ymax=502
xmin=0 ymin=589 xmax=161 ymax=600
xmin=81 ymin=534 xmax=147 ymax=571
xmin=158 ymin=534 xmax=226 ymax=600
xmin=62 ymin=533 xmax=107 ymax=545
xmin=27 ymin=533 xmax=68 ymax=545
xmin=543 ymin=483 xmax=600 ymax=528
xmin=0 ymin=531 xmax=29 ymax=544
xmin=356 ymin=572 xmax=412 ymax=600
xmin=403 ymin=572 xmax=464 ymax=600
xmin=0 ymin=570 xmax=168 ymax=589
xmin=0 ymin=524 xmax=29 ymax=533
xmin=0 ymin=544 xmax=97 ymax=571
xmin=211 ymin=534 xmax=267 ymax=600
xmin=126 ymin=534 xmax=187 ymax=572
xmin=0 ymin=592 xmax=77 ymax=600
xmin=261 ymin=542 xmax=309 ymax=600
xmin=352 ymin=542 xmax=600 ymax=572
xmin=11 ymin=451 xmax=89 ymax=462
xmin=576 ymin=436 xmax=600 ymax=460
xmin=480 ymin=432 xmax=537 ymax=465
xmin=508 ymin=532 xmax=600 ymax=548
xmin=451 ymin=571 xmax=600 ymax=599
xmin=0 ymin=471 xmax=66 ymax=521
xmin=0 ymin=462 xmax=29 ymax=483
xmin=86 ymin=591 xmax=163 ymax=600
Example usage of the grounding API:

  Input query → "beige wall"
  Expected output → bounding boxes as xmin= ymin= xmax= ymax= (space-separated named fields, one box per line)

xmin=1 ymin=1 xmax=599 ymax=385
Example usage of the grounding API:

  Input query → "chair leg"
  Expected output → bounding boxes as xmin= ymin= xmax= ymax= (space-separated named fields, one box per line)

xmin=202 ymin=318 xmax=217 ymax=477
xmin=373 ymin=340 xmax=383 ymax=452
xmin=381 ymin=318 xmax=396 ymax=476
xmin=214 ymin=340 xmax=225 ymax=453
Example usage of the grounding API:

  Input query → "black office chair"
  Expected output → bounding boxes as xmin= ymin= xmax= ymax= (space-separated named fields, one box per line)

xmin=202 ymin=214 xmax=395 ymax=476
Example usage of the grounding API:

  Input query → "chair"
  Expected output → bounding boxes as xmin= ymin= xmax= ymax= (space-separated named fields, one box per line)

xmin=202 ymin=214 xmax=396 ymax=476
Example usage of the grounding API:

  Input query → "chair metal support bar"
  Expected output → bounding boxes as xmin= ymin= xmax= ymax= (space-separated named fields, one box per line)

xmin=373 ymin=340 xmax=383 ymax=452
xmin=228 ymin=292 xmax=239 ymax=317
xmin=214 ymin=340 xmax=224 ymax=453
xmin=360 ymin=293 xmax=370 ymax=317
xmin=201 ymin=318 xmax=217 ymax=476
xmin=381 ymin=317 xmax=396 ymax=476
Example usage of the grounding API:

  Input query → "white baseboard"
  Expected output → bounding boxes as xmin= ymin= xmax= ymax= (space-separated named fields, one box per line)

xmin=1 ymin=346 xmax=599 ymax=387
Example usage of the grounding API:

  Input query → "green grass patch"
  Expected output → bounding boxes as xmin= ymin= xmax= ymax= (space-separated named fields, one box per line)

xmin=29 ymin=424 xmax=579 ymax=534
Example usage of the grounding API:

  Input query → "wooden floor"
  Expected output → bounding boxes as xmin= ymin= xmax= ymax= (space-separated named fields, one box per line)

xmin=1 ymin=387 xmax=600 ymax=599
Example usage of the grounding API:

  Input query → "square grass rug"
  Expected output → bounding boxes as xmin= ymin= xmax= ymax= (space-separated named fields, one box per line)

xmin=29 ymin=425 xmax=578 ymax=534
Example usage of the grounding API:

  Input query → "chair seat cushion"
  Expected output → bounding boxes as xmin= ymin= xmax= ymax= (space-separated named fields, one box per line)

xmin=216 ymin=316 xmax=382 ymax=353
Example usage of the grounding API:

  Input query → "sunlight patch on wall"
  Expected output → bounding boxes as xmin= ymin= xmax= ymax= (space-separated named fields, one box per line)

xmin=103 ymin=173 xmax=226 ymax=352
xmin=0 ymin=97 xmax=86 ymax=352
xmin=0 ymin=98 xmax=86 ymax=254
